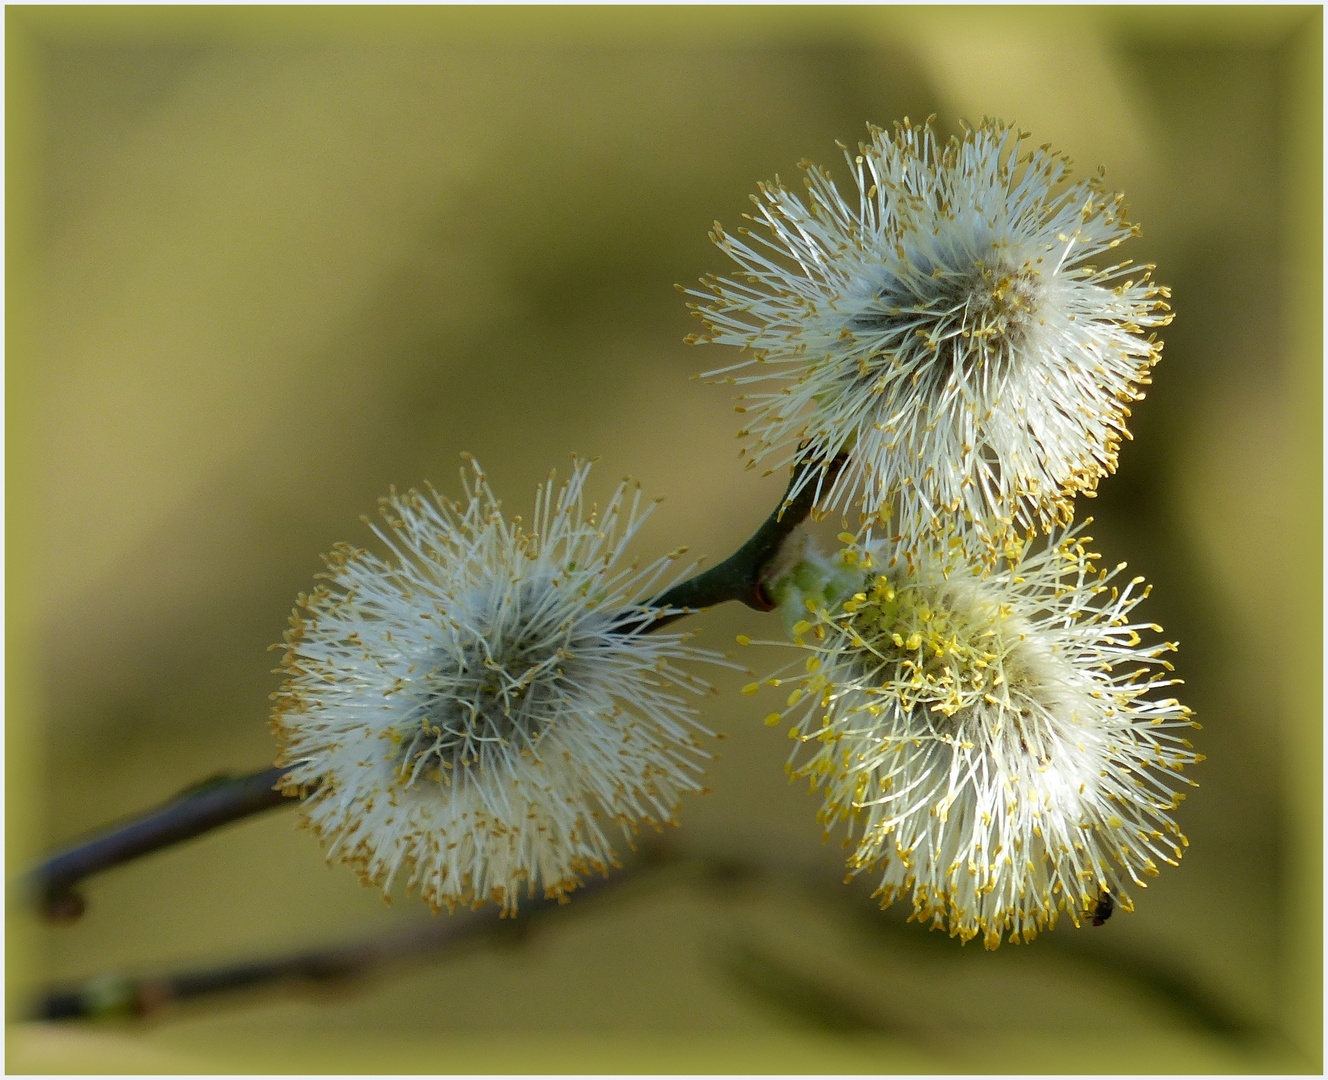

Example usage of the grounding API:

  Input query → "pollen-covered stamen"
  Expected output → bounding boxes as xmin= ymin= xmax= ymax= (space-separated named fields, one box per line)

xmin=844 ymin=575 xmax=997 ymax=713
xmin=958 ymin=258 xmax=1044 ymax=354
xmin=846 ymin=251 xmax=1045 ymax=384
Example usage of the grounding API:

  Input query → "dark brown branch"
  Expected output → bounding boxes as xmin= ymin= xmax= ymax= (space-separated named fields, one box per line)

xmin=25 ymin=457 xmax=840 ymax=921
xmin=634 ymin=453 xmax=844 ymax=632
xmin=28 ymin=767 xmax=296 ymax=922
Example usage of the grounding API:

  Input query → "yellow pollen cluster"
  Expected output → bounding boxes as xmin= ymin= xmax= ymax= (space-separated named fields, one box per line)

xmin=839 ymin=575 xmax=1005 ymax=718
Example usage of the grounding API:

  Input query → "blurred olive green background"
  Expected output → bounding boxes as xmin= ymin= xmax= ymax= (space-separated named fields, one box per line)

xmin=7 ymin=6 xmax=1321 ymax=1074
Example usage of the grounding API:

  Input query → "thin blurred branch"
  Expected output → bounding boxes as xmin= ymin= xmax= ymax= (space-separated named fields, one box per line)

xmin=31 ymin=843 xmax=1259 ymax=1042
xmin=1038 ymin=934 xmax=1260 ymax=1038
xmin=38 ymin=903 xmax=477 ymax=1022
xmin=35 ymin=853 xmax=647 ymax=1022
xmin=719 ymin=938 xmax=906 ymax=1035
xmin=28 ymin=767 xmax=295 ymax=922
xmin=25 ymin=457 xmax=837 ymax=920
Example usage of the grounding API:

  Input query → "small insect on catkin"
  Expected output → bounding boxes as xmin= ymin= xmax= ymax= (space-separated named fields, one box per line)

xmin=748 ymin=523 xmax=1199 ymax=948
